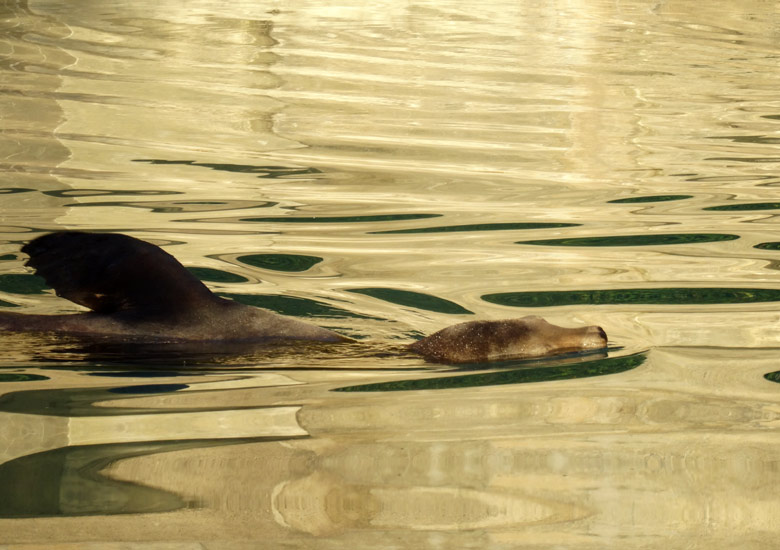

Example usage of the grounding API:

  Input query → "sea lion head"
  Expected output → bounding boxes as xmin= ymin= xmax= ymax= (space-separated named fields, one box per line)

xmin=408 ymin=315 xmax=607 ymax=364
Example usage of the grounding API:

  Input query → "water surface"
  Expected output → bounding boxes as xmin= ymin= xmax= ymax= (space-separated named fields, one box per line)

xmin=2 ymin=0 xmax=780 ymax=548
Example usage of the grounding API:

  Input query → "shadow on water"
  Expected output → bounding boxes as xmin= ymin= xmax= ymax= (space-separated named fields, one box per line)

xmin=335 ymin=352 xmax=645 ymax=392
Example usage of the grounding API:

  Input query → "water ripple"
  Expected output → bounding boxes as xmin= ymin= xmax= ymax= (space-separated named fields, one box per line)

xmin=335 ymin=353 xmax=645 ymax=392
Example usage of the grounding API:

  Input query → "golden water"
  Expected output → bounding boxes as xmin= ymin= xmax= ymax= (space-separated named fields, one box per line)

xmin=2 ymin=0 xmax=780 ymax=548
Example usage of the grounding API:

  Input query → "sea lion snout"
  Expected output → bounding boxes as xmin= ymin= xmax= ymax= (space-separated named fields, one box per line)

xmin=583 ymin=325 xmax=608 ymax=348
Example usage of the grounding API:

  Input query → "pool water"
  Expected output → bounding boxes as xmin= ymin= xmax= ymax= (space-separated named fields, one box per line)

xmin=2 ymin=1 xmax=780 ymax=548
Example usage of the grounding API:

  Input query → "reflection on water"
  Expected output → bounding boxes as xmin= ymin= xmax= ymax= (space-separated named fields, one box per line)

xmin=705 ymin=202 xmax=780 ymax=211
xmin=483 ymin=287 xmax=780 ymax=307
xmin=3 ymin=0 xmax=780 ymax=547
xmin=372 ymin=221 xmax=580 ymax=234
xmin=1 ymin=442 xmax=194 ymax=517
xmin=0 ymin=273 xmax=48 ymax=295
xmin=335 ymin=352 xmax=644 ymax=392
xmin=220 ymin=292 xmax=383 ymax=321
xmin=608 ymin=195 xmax=693 ymax=204
xmin=0 ymin=373 xmax=49 ymax=382
xmin=135 ymin=158 xmax=325 ymax=178
xmin=517 ymin=233 xmax=741 ymax=247
xmin=238 ymin=253 xmax=323 ymax=272
xmin=347 ymin=287 xmax=473 ymax=314
xmin=185 ymin=266 xmax=248 ymax=283
xmin=241 ymin=213 xmax=442 ymax=223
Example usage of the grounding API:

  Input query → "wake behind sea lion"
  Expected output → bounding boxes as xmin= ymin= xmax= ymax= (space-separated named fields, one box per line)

xmin=0 ymin=232 xmax=607 ymax=364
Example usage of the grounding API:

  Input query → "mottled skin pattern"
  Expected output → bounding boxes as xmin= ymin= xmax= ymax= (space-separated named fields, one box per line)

xmin=0 ymin=232 xmax=608 ymax=364
xmin=408 ymin=317 xmax=607 ymax=363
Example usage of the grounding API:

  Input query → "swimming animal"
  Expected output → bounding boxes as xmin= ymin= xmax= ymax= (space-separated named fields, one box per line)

xmin=0 ymin=232 xmax=607 ymax=363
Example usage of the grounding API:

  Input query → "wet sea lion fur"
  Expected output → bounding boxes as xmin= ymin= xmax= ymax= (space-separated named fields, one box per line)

xmin=408 ymin=317 xmax=607 ymax=364
xmin=0 ymin=232 xmax=607 ymax=363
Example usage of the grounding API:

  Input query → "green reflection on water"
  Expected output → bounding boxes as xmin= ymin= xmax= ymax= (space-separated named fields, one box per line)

xmin=0 ymin=437 xmax=294 ymax=518
xmin=63 ymin=200 xmax=276 ymax=213
xmin=371 ymin=222 xmax=579 ymax=235
xmin=0 ymin=274 xmax=49 ymax=295
xmin=705 ymin=157 xmax=780 ymax=163
xmin=186 ymin=267 xmax=248 ymax=283
xmin=238 ymin=253 xmax=322 ymax=272
xmin=764 ymin=371 xmax=780 ymax=383
xmin=43 ymin=189 xmax=179 ymax=198
xmin=108 ymin=383 xmax=188 ymax=395
xmin=0 ymin=443 xmax=188 ymax=517
xmin=135 ymin=159 xmax=322 ymax=178
xmin=335 ymin=352 xmax=645 ymax=392
xmin=347 ymin=288 xmax=472 ymax=315
xmin=0 ymin=373 xmax=49 ymax=382
xmin=0 ymin=254 xmax=16 ymax=261
xmin=608 ymin=195 xmax=693 ymax=204
xmin=715 ymin=135 xmax=780 ymax=145
xmin=754 ymin=242 xmax=780 ymax=250
xmin=482 ymin=287 xmax=780 ymax=307
xmin=88 ymin=371 xmax=184 ymax=378
xmin=517 ymin=234 xmax=739 ymax=247
xmin=704 ymin=202 xmax=780 ymax=211
xmin=242 ymin=213 xmax=441 ymax=224
xmin=219 ymin=292 xmax=382 ymax=320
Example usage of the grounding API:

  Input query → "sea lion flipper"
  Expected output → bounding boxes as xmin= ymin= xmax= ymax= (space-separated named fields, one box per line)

xmin=22 ymin=232 xmax=216 ymax=315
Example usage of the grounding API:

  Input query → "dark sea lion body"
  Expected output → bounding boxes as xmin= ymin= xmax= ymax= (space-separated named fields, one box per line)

xmin=0 ymin=301 xmax=346 ymax=343
xmin=0 ymin=232 xmax=607 ymax=363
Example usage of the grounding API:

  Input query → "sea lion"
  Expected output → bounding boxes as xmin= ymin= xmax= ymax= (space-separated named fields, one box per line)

xmin=0 ymin=232 xmax=607 ymax=363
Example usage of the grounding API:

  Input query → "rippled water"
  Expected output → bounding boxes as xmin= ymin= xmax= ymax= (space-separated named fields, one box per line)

xmin=2 ymin=0 xmax=780 ymax=548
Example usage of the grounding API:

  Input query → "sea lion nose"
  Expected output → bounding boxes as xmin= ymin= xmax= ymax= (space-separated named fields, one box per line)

xmin=585 ymin=325 xmax=608 ymax=346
